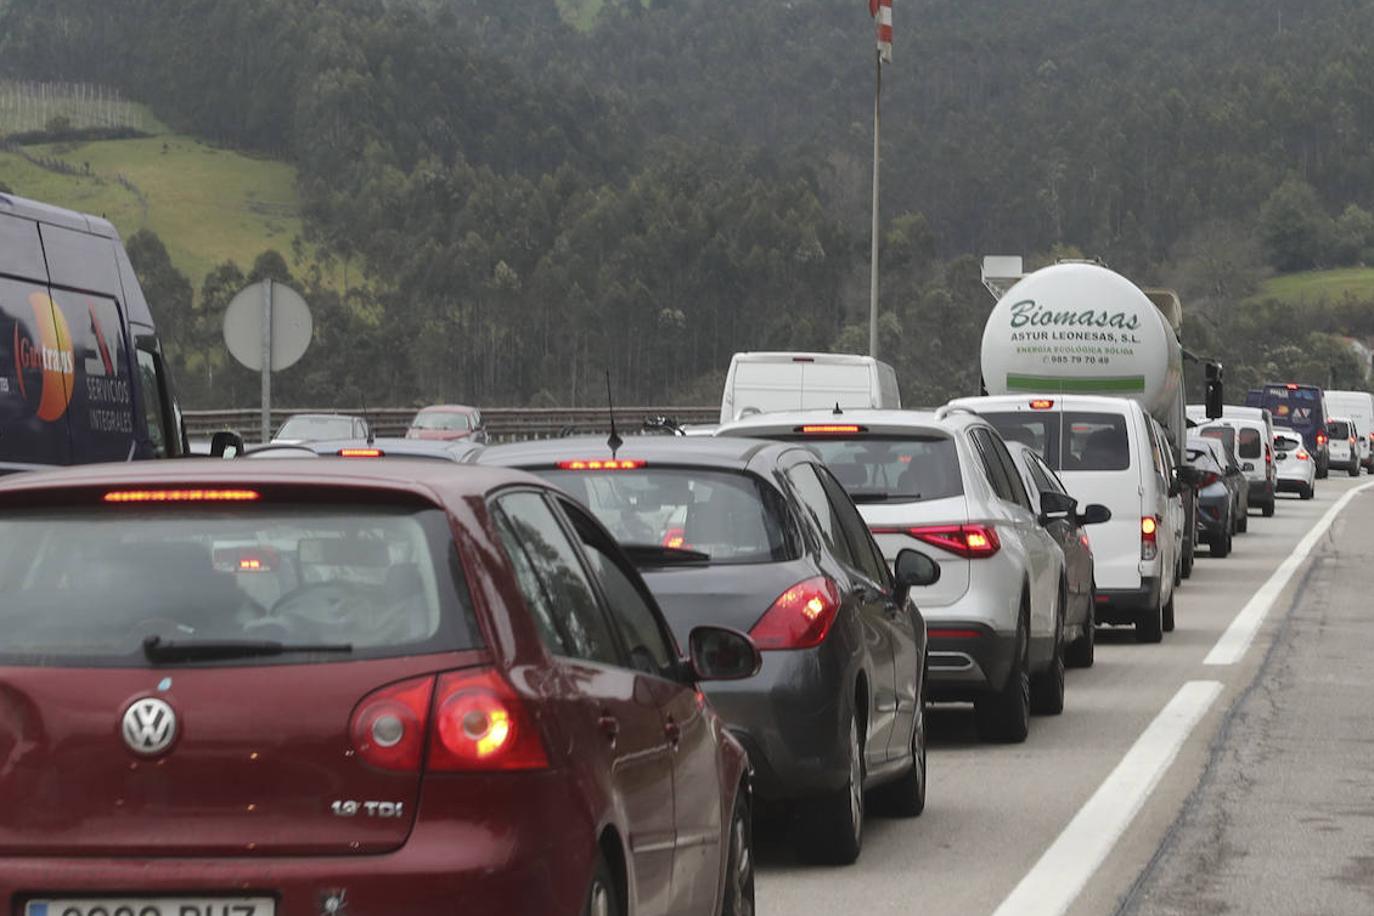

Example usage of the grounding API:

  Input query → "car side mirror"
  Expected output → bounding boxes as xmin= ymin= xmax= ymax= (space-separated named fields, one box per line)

xmin=1078 ymin=504 xmax=1112 ymax=526
xmin=1038 ymin=489 xmax=1077 ymax=525
xmin=1205 ymin=361 xmax=1224 ymax=419
xmin=210 ymin=430 xmax=245 ymax=458
xmin=688 ymin=626 xmax=762 ymax=682
xmin=1242 ymin=462 xmax=1255 ymax=472
xmin=1167 ymin=477 xmax=1184 ymax=497
xmin=893 ymin=548 xmax=940 ymax=603
xmin=1175 ymin=466 xmax=1201 ymax=488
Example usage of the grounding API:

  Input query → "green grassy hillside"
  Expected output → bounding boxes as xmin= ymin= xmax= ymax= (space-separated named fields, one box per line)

xmin=1256 ymin=267 xmax=1374 ymax=305
xmin=0 ymin=133 xmax=306 ymax=289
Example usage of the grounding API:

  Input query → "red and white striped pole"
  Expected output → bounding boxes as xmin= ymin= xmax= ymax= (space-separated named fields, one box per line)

xmin=868 ymin=0 xmax=892 ymax=358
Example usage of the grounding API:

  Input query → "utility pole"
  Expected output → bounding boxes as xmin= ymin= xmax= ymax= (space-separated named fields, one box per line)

xmin=868 ymin=50 xmax=882 ymax=360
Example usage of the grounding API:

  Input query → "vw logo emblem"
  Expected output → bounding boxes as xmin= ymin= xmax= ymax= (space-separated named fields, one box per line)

xmin=122 ymin=697 xmax=178 ymax=756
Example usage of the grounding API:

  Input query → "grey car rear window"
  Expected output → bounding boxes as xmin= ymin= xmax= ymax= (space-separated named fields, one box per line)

xmin=982 ymin=411 xmax=1132 ymax=472
xmin=781 ymin=434 xmax=962 ymax=503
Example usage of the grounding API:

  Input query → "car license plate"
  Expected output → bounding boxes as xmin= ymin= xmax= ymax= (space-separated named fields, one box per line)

xmin=25 ymin=899 xmax=274 ymax=916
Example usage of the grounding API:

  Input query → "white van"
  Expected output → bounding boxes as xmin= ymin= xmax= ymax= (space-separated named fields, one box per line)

xmin=1187 ymin=406 xmax=1277 ymax=515
xmin=1323 ymin=390 xmax=1374 ymax=470
xmin=719 ymin=352 xmax=900 ymax=424
xmin=951 ymin=394 xmax=1182 ymax=640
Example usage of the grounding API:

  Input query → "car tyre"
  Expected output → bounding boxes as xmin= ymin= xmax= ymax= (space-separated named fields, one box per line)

xmin=583 ymin=850 xmax=620 ymax=916
xmin=1350 ymin=461 xmax=1361 ymax=478
xmin=1136 ymin=594 xmax=1164 ymax=644
xmin=1031 ymin=587 xmax=1066 ymax=715
xmin=1262 ymin=499 xmax=1275 ymax=518
xmin=1210 ymin=530 xmax=1232 ymax=558
xmin=1238 ymin=509 xmax=1249 ymax=533
xmin=722 ymin=791 xmax=755 ymax=916
xmin=1162 ymin=591 xmax=1176 ymax=633
xmin=1065 ymin=586 xmax=1095 ymax=669
xmin=1301 ymin=483 xmax=1315 ymax=501
xmin=975 ymin=605 xmax=1031 ymax=743
xmin=794 ymin=711 xmax=864 ymax=865
xmin=872 ymin=675 xmax=926 ymax=818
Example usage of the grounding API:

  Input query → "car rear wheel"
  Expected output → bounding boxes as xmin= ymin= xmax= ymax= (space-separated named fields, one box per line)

xmin=1237 ymin=509 xmax=1249 ymax=533
xmin=1031 ymin=587 xmax=1066 ymax=715
xmin=1350 ymin=462 xmax=1361 ymax=478
xmin=794 ymin=711 xmax=864 ymax=865
xmin=1180 ymin=540 xmax=1195 ymax=579
xmin=1162 ymin=591 xmax=1176 ymax=633
xmin=1211 ymin=528 xmax=1232 ymax=557
xmin=873 ymin=676 xmax=926 ymax=818
xmin=975 ymin=606 xmax=1030 ymax=743
xmin=1301 ymin=483 xmax=1315 ymax=501
xmin=1136 ymin=593 xmax=1164 ymax=643
xmin=1262 ymin=499 xmax=1275 ymax=518
xmin=583 ymin=850 xmax=621 ymax=916
xmin=722 ymin=791 xmax=755 ymax=915
xmin=1065 ymin=588 xmax=1095 ymax=669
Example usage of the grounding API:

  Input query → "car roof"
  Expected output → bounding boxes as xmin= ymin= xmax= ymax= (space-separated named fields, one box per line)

xmin=283 ymin=437 xmax=484 ymax=461
xmin=284 ymin=413 xmax=365 ymax=421
xmin=731 ymin=351 xmax=880 ymax=366
xmin=415 ymin=404 xmax=478 ymax=413
xmin=475 ymin=434 xmax=795 ymax=471
xmin=950 ymin=393 xmax=1144 ymax=413
xmin=0 ymin=191 xmax=118 ymax=236
xmin=717 ymin=408 xmax=948 ymax=435
xmin=0 ymin=457 xmax=536 ymax=512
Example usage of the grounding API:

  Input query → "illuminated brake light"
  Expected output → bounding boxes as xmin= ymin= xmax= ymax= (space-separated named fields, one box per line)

xmin=104 ymin=489 xmax=260 ymax=504
xmin=1286 ymin=383 xmax=1298 ymax=390
xmin=338 ymin=448 xmax=384 ymax=458
xmin=749 ymin=577 xmax=841 ymax=650
xmin=799 ymin=424 xmax=864 ymax=434
xmin=1029 ymin=399 xmax=1054 ymax=410
xmin=556 ymin=459 xmax=645 ymax=471
xmin=1296 ymin=450 xmax=1310 ymax=461
xmin=1141 ymin=516 xmax=1159 ymax=561
xmin=1317 ymin=432 xmax=1328 ymax=446
xmin=662 ymin=527 xmax=687 ymax=549
xmin=874 ymin=524 xmax=1000 ymax=559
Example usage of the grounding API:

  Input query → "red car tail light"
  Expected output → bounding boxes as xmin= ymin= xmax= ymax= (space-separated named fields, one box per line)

xmin=750 ymin=576 xmax=841 ymax=650
xmin=429 ymin=669 xmax=550 ymax=772
xmin=1140 ymin=516 xmax=1159 ymax=561
xmin=350 ymin=676 xmax=435 ymax=772
xmin=1317 ymin=432 xmax=1328 ymax=446
xmin=877 ymin=524 xmax=1001 ymax=559
xmin=1296 ymin=449 xmax=1310 ymax=461
xmin=104 ymin=489 xmax=261 ymax=504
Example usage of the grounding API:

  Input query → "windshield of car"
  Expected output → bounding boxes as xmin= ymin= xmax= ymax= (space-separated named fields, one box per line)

xmin=777 ymin=434 xmax=962 ymax=503
xmin=412 ymin=411 xmax=471 ymax=431
xmin=0 ymin=505 xmax=478 ymax=666
xmin=276 ymin=416 xmax=357 ymax=440
xmin=537 ymin=467 xmax=798 ymax=564
xmin=981 ymin=411 xmax=1132 ymax=472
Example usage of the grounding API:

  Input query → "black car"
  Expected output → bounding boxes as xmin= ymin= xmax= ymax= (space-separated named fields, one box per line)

xmin=1186 ymin=436 xmax=1242 ymax=557
xmin=474 ymin=435 xmax=935 ymax=865
xmin=1006 ymin=442 xmax=1113 ymax=656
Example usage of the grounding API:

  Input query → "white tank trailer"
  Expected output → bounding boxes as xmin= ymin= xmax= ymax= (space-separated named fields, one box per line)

xmin=979 ymin=261 xmax=1188 ymax=459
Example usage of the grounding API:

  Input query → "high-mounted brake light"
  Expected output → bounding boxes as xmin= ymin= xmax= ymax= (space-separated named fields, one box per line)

xmin=104 ymin=489 xmax=260 ymax=504
xmin=662 ymin=527 xmax=687 ymax=549
xmin=874 ymin=524 xmax=1000 ymax=559
xmin=338 ymin=448 xmax=384 ymax=458
xmin=557 ymin=459 xmax=645 ymax=471
xmin=1140 ymin=515 xmax=1159 ymax=561
xmin=798 ymin=424 xmax=864 ymax=435
xmin=749 ymin=577 xmax=841 ymax=650
xmin=350 ymin=669 xmax=549 ymax=773
xmin=1029 ymin=399 xmax=1055 ymax=410
xmin=1286 ymin=383 xmax=1298 ymax=390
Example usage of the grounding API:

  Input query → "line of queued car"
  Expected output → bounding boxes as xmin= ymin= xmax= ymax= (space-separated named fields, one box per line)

xmin=0 ymin=377 xmax=1363 ymax=916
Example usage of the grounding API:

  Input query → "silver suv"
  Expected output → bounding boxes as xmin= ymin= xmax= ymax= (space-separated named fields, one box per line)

xmin=717 ymin=409 xmax=1068 ymax=743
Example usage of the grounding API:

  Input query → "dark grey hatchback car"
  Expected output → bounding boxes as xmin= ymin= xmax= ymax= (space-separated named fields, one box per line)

xmin=474 ymin=436 xmax=935 ymax=865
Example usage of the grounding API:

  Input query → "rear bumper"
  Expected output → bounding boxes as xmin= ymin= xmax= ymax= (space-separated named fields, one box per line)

xmin=1196 ymin=495 xmax=1230 ymax=538
xmin=925 ymin=622 xmax=1018 ymax=700
xmin=1276 ymin=477 xmax=1312 ymax=493
xmin=0 ymin=779 xmax=597 ymax=916
xmin=1095 ymin=577 xmax=1161 ymax=625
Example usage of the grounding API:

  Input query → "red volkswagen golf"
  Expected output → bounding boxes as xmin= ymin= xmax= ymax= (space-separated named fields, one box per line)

xmin=0 ymin=460 xmax=758 ymax=916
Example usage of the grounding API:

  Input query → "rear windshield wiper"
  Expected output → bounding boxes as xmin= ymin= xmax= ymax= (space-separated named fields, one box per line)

xmin=142 ymin=635 xmax=354 ymax=663
xmin=622 ymin=544 xmax=712 ymax=566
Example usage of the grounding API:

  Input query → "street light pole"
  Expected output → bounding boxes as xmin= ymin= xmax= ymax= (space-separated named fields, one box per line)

xmin=868 ymin=50 xmax=882 ymax=359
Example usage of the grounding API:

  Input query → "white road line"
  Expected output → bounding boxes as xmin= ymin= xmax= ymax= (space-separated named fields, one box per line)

xmin=1204 ymin=481 xmax=1374 ymax=666
xmin=990 ymin=680 xmax=1223 ymax=916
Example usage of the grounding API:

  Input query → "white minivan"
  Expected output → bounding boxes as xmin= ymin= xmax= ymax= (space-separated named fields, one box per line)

xmin=1187 ymin=406 xmax=1277 ymax=516
xmin=951 ymin=394 xmax=1182 ymax=642
xmin=1324 ymin=390 xmax=1374 ymax=471
xmin=719 ymin=352 xmax=901 ymax=424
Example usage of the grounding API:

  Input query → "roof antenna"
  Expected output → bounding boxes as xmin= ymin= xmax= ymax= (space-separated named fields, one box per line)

xmin=833 ymin=401 xmax=844 ymax=416
xmin=606 ymin=370 xmax=623 ymax=458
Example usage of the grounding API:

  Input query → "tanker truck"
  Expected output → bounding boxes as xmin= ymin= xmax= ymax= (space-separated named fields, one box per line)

xmin=946 ymin=259 xmax=1222 ymax=643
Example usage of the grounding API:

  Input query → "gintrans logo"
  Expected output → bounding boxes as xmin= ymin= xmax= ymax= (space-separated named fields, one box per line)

xmin=14 ymin=292 xmax=75 ymax=422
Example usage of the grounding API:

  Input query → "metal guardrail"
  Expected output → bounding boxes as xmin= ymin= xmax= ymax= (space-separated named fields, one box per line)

xmin=182 ymin=407 xmax=720 ymax=444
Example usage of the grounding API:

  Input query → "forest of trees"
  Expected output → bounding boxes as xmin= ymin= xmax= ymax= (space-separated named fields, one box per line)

xmin=2 ymin=0 xmax=1373 ymax=408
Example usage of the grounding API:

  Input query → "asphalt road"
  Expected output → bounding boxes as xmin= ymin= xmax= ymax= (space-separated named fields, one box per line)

xmin=755 ymin=475 xmax=1373 ymax=916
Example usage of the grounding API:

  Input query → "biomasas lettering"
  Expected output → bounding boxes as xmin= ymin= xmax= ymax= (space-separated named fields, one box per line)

xmin=1007 ymin=299 xmax=1141 ymax=331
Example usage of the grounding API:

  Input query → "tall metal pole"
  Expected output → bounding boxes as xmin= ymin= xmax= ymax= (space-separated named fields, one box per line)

xmin=868 ymin=51 xmax=882 ymax=359
xmin=261 ymin=278 xmax=273 ymax=444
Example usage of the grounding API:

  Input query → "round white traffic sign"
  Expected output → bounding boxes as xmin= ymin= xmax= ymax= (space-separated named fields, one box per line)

xmin=223 ymin=280 xmax=312 ymax=372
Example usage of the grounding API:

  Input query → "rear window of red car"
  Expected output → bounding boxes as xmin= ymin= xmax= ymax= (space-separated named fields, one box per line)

xmin=0 ymin=504 xmax=480 ymax=666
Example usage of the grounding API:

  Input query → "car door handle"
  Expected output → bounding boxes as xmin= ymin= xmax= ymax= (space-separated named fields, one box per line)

xmin=664 ymin=717 xmax=681 ymax=750
xmin=598 ymin=712 xmax=620 ymax=745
